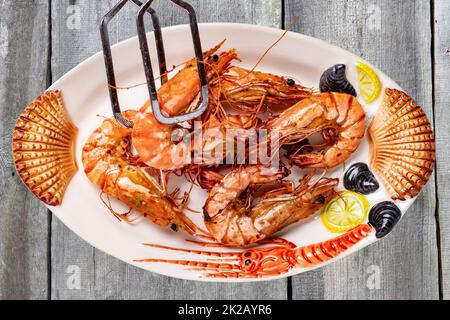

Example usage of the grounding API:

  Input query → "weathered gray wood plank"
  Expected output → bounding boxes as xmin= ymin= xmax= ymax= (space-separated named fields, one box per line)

xmin=0 ymin=0 xmax=50 ymax=300
xmin=434 ymin=0 xmax=450 ymax=300
xmin=50 ymin=0 xmax=285 ymax=300
xmin=286 ymin=0 xmax=439 ymax=299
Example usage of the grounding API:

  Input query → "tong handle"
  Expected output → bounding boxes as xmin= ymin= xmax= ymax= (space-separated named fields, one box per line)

xmin=102 ymin=0 xmax=165 ymax=128
xmin=100 ymin=0 xmax=134 ymax=128
xmin=100 ymin=0 xmax=209 ymax=128
xmin=137 ymin=0 xmax=209 ymax=125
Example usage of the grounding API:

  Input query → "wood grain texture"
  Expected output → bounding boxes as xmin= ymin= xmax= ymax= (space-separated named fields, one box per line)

xmin=0 ymin=0 xmax=444 ymax=300
xmin=0 ymin=0 xmax=50 ymax=300
xmin=50 ymin=0 xmax=285 ymax=300
xmin=285 ymin=0 xmax=439 ymax=300
xmin=434 ymin=0 xmax=450 ymax=300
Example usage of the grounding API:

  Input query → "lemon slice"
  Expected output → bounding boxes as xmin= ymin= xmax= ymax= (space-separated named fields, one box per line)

xmin=322 ymin=191 xmax=370 ymax=233
xmin=356 ymin=61 xmax=382 ymax=104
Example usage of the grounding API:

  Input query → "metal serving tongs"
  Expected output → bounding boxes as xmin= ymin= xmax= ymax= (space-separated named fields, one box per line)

xmin=100 ymin=0 xmax=209 ymax=127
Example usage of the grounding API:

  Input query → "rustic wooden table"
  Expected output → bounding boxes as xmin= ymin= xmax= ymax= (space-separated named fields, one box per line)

xmin=0 ymin=0 xmax=448 ymax=300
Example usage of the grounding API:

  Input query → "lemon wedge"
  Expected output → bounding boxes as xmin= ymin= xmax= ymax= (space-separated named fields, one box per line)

xmin=322 ymin=191 xmax=370 ymax=233
xmin=356 ymin=61 xmax=382 ymax=104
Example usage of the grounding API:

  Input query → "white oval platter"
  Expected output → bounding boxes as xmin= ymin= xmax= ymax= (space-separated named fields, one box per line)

xmin=41 ymin=23 xmax=419 ymax=282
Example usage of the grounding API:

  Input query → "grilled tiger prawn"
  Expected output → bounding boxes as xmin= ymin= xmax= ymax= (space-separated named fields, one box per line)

xmin=203 ymin=165 xmax=339 ymax=246
xmin=266 ymin=92 xmax=366 ymax=169
xmin=211 ymin=66 xmax=314 ymax=114
xmin=158 ymin=42 xmax=237 ymax=117
xmin=133 ymin=44 xmax=239 ymax=170
xmin=82 ymin=111 xmax=200 ymax=236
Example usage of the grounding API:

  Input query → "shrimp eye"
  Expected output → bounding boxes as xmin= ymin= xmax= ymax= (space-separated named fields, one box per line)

xmin=314 ymin=195 xmax=326 ymax=204
xmin=245 ymin=259 xmax=252 ymax=266
xmin=286 ymin=78 xmax=295 ymax=86
xmin=203 ymin=212 xmax=211 ymax=222
xmin=171 ymin=128 xmax=186 ymax=144
xmin=170 ymin=224 xmax=178 ymax=232
xmin=212 ymin=54 xmax=219 ymax=62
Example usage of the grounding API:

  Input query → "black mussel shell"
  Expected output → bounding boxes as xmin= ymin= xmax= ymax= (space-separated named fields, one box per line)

xmin=369 ymin=201 xmax=402 ymax=238
xmin=320 ymin=64 xmax=357 ymax=96
xmin=344 ymin=163 xmax=379 ymax=195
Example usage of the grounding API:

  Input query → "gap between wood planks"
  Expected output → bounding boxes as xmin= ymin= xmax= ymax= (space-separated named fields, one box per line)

xmin=46 ymin=0 xmax=53 ymax=301
xmin=430 ymin=0 xmax=443 ymax=300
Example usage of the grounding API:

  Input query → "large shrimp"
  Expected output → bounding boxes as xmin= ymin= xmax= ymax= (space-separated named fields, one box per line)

xmin=132 ymin=45 xmax=238 ymax=170
xmin=211 ymin=66 xmax=315 ymax=114
xmin=136 ymin=224 xmax=373 ymax=278
xmin=203 ymin=165 xmax=339 ymax=246
xmin=266 ymin=92 xmax=366 ymax=169
xmin=131 ymin=109 xmax=256 ymax=171
xmin=82 ymin=111 xmax=201 ymax=236
xmin=158 ymin=42 xmax=237 ymax=117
